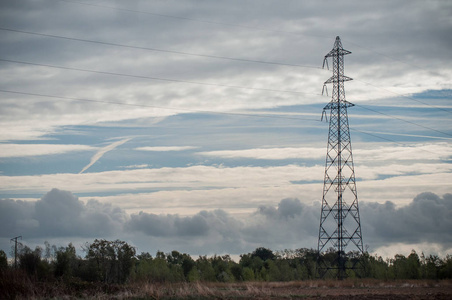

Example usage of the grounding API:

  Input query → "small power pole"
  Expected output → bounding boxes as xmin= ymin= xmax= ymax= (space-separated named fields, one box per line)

xmin=10 ymin=235 xmax=22 ymax=269
xmin=317 ymin=36 xmax=363 ymax=279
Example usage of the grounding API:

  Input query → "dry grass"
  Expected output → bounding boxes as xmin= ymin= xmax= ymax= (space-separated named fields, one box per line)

xmin=2 ymin=274 xmax=452 ymax=299
xmin=123 ymin=280 xmax=452 ymax=299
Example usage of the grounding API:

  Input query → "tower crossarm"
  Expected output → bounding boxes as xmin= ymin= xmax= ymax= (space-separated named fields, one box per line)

xmin=324 ymin=75 xmax=353 ymax=84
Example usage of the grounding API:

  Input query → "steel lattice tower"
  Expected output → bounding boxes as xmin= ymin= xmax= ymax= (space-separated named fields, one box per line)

xmin=317 ymin=36 xmax=363 ymax=279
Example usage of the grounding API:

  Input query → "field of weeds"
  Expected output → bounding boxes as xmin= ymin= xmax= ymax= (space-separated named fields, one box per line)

xmin=130 ymin=280 xmax=452 ymax=299
xmin=3 ymin=276 xmax=452 ymax=299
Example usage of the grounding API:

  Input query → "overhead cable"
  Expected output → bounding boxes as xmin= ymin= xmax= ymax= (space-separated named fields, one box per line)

xmin=0 ymin=58 xmax=321 ymax=96
xmin=0 ymin=27 xmax=321 ymax=70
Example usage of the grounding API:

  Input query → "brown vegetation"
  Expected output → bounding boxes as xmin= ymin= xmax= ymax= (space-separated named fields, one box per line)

xmin=1 ymin=274 xmax=452 ymax=300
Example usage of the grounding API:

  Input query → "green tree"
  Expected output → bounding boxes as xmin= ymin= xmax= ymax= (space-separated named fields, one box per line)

xmin=242 ymin=267 xmax=255 ymax=281
xmin=18 ymin=245 xmax=41 ymax=276
xmin=153 ymin=255 xmax=178 ymax=282
xmin=211 ymin=255 xmax=234 ymax=282
xmin=439 ymin=255 xmax=452 ymax=279
xmin=421 ymin=253 xmax=440 ymax=279
xmin=196 ymin=256 xmax=216 ymax=281
xmin=294 ymin=248 xmax=318 ymax=279
xmin=134 ymin=252 xmax=153 ymax=282
xmin=391 ymin=254 xmax=407 ymax=279
xmin=0 ymin=250 xmax=8 ymax=271
xmin=84 ymin=239 xmax=136 ymax=283
xmin=187 ymin=267 xmax=200 ymax=282
xmin=364 ymin=254 xmax=390 ymax=279
xmin=251 ymin=247 xmax=275 ymax=261
xmin=406 ymin=250 xmax=421 ymax=279
xmin=167 ymin=250 xmax=195 ymax=280
xmin=54 ymin=243 xmax=78 ymax=279
xmin=266 ymin=260 xmax=281 ymax=281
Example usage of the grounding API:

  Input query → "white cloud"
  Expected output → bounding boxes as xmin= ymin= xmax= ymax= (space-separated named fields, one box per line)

xmin=372 ymin=242 xmax=452 ymax=259
xmin=198 ymin=147 xmax=324 ymax=160
xmin=197 ymin=143 xmax=451 ymax=162
xmin=136 ymin=146 xmax=197 ymax=152
xmin=1 ymin=161 xmax=451 ymax=215
xmin=354 ymin=143 xmax=451 ymax=161
xmin=121 ymin=164 xmax=151 ymax=169
xmin=0 ymin=165 xmax=322 ymax=196
xmin=0 ymin=143 xmax=95 ymax=158
xmin=357 ymin=162 xmax=452 ymax=180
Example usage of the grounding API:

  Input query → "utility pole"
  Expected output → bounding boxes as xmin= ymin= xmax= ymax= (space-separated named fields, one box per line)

xmin=10 ymin=235 xmax=22 ymax=269
xmin=317 ymin=36 xmax=363 ymax=279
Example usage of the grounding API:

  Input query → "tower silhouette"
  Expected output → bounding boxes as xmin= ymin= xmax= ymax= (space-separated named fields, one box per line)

xmin=317 ymin=36 xmax=363 ymax=279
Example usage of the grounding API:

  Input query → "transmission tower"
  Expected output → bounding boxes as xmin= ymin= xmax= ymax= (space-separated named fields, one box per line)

xmin=317 ymin=36 xmax=363 ymax=279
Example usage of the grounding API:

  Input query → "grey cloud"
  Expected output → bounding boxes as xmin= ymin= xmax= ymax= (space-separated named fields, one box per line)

xmin=0 ymin=188 xmax=127 ymax=238
xmin=362 ymin=192 xmax=452 ymax=247
xmin=278 ymin=198 xmax=304 ymax=219
xmin=1 ymin=189 xmax=452 ymax=255
xmin=34 ymin=189 xmax=84 ymax=235
xmin=126 ymin=209 xmax=244 ymax=239
xmin=246 ymin=198 xmax=319 ymax=249
xmin=1 ymin=0 xmax=449 ymax=91
xmin=256 ymin=198 xmax=305 ymax=219
xmin=1 ymin=0 xmax=450 ymax=147
xmin=124 ymin=192 xmax=452 ymax=253
xmin=127 ymin=211 xmax=210 ymax=237
xmin=0 ymin=199 xmax=35 ymax=237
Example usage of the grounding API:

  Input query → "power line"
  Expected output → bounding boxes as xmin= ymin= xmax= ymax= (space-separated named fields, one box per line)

xmin=0 ymin=89 xmax=321 ymax=122
xmin=0 ymin=58 xmax=321 ymax=96
xmin=0 ymin=27 xmax=322 ymax=70
xmin=55 ymin=0 xmax=331 ymax=40
xmin=353 ymin=103 xmax=452 ymax=138
xmin=354 ymin=130 xmax=452 ymax=141
xmin=353 ymin=78 xmax=452 ymax=115
xmin=10 ymin=236 xmax=22 ymax=269
xmin=344 ymin=39 xmax=434 ymax=74
xmin=2 ymin=58 xmax=449 ymax=139
xmin=56 ymin=0 xmax=438 ymax=74
xmin=2 ymin=27 xmax=449 ymax=116
xmin=2 ymin=60 xmax=449 ymax=138
xmin=349 ymin=128 xmax=447 ymax=157
xmin=1 ymin=89 xmax=450 ymax=148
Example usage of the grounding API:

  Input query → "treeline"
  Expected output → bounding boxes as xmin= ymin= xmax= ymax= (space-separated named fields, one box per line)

xmin=1 ymin=239 xmax=452 ymax=285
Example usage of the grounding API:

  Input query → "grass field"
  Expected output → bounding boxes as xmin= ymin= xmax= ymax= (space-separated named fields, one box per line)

xmin=129 ymin=280 xmax=452 ymax=299
xmin=2 ymin=274 xmax=452 ymax=299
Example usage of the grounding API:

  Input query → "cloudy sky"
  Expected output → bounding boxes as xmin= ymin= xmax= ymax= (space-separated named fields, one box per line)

xmin=0 ymin=0 xmax=451 ymax=259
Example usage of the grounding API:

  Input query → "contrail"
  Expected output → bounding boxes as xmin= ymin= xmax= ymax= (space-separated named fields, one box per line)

xmin=79 ymin=138 xmax=132 ymax=174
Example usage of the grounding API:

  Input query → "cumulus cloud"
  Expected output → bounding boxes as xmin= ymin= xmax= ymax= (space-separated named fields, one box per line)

xmin=127 ymin=211 xmax=210 ymax=237
xmin=0 ymin=198 xmax=35 ymax=237
xmin=1 ymin=189 xmax=452 ymax=256
xmin=361 ymin=192 xmax=452 ymax=247
xmin=0 ymin=188 xmax=127 ymax=238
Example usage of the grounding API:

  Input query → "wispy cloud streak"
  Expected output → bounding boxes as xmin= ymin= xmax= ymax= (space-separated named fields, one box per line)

xmin=79 ymin=138 xmax=131 ymax=174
